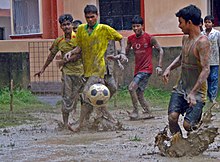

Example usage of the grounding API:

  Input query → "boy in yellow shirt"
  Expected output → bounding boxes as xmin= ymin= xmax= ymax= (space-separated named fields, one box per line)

xmin=65 ymin=5 xmax=127 ymax=132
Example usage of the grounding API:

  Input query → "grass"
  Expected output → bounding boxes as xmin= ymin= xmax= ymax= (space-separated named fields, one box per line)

xmin=109 ymin=86 xmax=220 ymax=111
xmin=0 ymin=87 xmax=53 ymax=128
xmin=1 ymin=86 xmax=219 ymax=128
xmin=129 ymin=134 xmax=142 ymax=142
xmin=0 ymin=87 xmax=47 ymax=109
xmin=108 ymin=86 xmax=171 ymax=110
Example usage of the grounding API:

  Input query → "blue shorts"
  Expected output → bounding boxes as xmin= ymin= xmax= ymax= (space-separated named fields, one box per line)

xmin=168 ymin=92 xmax=205 ymax=126
xmin=133 ymin=72 xmax=151 ymax=92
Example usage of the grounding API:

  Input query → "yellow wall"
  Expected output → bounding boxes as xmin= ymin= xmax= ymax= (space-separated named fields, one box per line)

xmin=0 ymin=0 xmax=209 ymax=50
xmin=63 ymin=0 xmax=97 ymax=24
xmin=144 ymin=0 xmax=207 ymax=34
xmin=60 ymin=0 xmax=207 ymax=47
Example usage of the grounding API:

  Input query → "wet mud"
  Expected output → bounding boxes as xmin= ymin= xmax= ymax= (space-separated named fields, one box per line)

xmin=155 ymin=104 xmax=219 ymax=157
xmin=0 ymin=107 xmax=220 ymax=162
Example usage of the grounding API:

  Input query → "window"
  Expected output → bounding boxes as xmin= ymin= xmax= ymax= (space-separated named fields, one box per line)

xmin=210 ymin=0 xmax=220 ymax=26
xmin=99 ymin=0 xmax=141 ymax=30
xmin=12 ymin=0 xmax=40 ymax=35
xmin=0 ymin=27 xmax=4 ymax=40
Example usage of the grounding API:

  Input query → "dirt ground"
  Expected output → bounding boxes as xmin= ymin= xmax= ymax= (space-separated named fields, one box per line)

xmin=0 ymin=100 xmax=220 ymax=162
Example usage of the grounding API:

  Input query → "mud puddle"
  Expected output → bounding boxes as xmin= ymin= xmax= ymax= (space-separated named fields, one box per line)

xmin=0 ymin=108 xmax=220 ymax=162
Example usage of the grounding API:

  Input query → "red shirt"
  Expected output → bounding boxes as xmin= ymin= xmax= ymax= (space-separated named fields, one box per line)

xmin=127 ymin=32 xmax=153 ymax=75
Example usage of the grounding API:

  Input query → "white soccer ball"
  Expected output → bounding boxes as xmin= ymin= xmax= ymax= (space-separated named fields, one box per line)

xmin=87 ymin=83 xmax=110 ymax=107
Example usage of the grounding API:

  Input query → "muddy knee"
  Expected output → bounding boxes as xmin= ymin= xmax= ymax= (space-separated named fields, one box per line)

xmin=183 ymin=120 xmax=191 ymax=131
xmin=168 ymin=113 xmax=178 ymax=124
xmin=79 ymin=103 xmax=93 ymax=126
xmin=168 ymin=113 xmax=182 ymax=134
xmin=128 ymin=86 xmax=135 ymax=94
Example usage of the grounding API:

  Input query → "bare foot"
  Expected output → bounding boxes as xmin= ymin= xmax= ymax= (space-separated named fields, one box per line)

xmin=127 ymin=110 xmax=139 ymax=120
xmin=67 ymin=125 xmax=80 ymax=132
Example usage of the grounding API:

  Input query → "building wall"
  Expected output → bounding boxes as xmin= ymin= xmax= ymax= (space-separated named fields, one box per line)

xmin=63 ymin=0 xmax=97 ymax=24
xmin=0 ymin=17 xmax=11 ymax=40
xmin=144 ymin=0 xmax=207 ymax=35
xmin=60 ymin=0 xmax=207 ymax=47
xmin=142 ymin=0 xmax=207 ymax=47
xmin=0 ymin=0 xmax=213 ymax=91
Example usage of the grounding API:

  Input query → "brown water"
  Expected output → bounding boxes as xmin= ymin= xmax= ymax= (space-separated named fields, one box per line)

xmin=0 ymin=108 xmax=220 ymax=162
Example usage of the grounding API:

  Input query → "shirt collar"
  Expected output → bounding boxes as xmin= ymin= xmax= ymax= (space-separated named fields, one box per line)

xmin=85 ymin=22 xmax=98 ymax=30
xmin=64 ymin=31 xmax=75 ymax=38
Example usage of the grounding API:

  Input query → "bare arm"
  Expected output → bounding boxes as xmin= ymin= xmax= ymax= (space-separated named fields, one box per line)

xmin=64 ymin=46 xmax=82 ymax=61
xmin=190 ymin=37 xmax=210 ymax=95
xmin=167 ymin=54 xmax=182 ymax=71
xmin=34 ymin=52 xmax=55 ymax=77
xmin=117 ymin=38 xmax=128 ymax=62
xmin=162 ymin=54 xmax=182 ymax=84
xmin=186 ymin=36 xmax=210 ymax=106
xmin=151 ymin=37 xmax=164 ymax=67
xmin=107 ymin=38 xmax=128 ymax=62
xmin=119 ymin=38 xmax=126 ymax=54
xmin=165 ymin=36 xmax=188 ymax=71
xmin=125 ymin=40 xmax=132 ymax=56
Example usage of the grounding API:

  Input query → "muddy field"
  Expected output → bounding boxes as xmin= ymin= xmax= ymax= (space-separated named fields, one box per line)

xmin=0 ymin=102 xmax=220 ymax=162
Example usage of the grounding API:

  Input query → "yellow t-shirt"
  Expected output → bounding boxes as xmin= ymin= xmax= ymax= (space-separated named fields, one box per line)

xmin=76 ymin=23 xmax=122 ymax=78
xmin=50 ymin=31 xmax=84 ymax=76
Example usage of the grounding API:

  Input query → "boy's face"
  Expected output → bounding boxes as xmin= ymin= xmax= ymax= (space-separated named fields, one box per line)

xmin=85 ymin=13 xmax=98 ymax=27
xmin=204 ymin=19 xmax=213 ymax=29
xmin=73 ymin=23 xmax=79 ymax=33
xmin=132 ymin=24 xmax=143 ymax=36
xmin=178 ymin=17 xmax=190 ymax=34
xmin=60 ymin=20 xmax=73 ymax=34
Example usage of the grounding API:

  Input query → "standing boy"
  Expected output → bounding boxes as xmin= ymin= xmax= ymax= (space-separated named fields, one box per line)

xmin=201 ymin=15 xmax=220 ymax=103
xmin=34 ymin=14 xmax=84 ymax=129
xmin=125 ymin=15 xmax=163 ymax=119
xmin=65 ymin=5 xmax=127 ymax=132
xmin=162 ymin=5 xmax=210 ymax=135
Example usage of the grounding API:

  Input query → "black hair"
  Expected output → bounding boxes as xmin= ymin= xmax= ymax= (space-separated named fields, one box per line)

xmin=200 ymin=17 xmax=204 ymax=32
xmin=73 ymin=20 xmax=82 ymax=25
xmin=200 ymin=17 xmax=203 ymax=25
xmin=58 ymin=14 xmax=73 ymax=24
xmin=105 ymin=18 xmax=114 ymax=27
xmin=84 ymin=5 xmax=98 ymax=15
xmin=204 ymin=15 xmax=215 ymax=24
xmin=131 ymin=15 xmax=144 ymax=25
xmin=175 ymin=4 xmax=201 ymax=25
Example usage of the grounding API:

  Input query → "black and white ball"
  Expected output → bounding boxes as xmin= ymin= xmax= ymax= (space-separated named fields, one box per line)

xmin=87 ymin=84 xmax=110 ymax=107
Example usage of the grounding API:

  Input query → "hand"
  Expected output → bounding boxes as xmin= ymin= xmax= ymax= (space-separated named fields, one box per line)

xmin=187 ymin=92 xmax=197 ymax=107
xmin=156 ymin=66 xmax=163 ymax=76
xmin=117 ymin=60 xmax=124 ymax=70
xmin=34 ymin=69 xmax=45 ymax=77
xmin=64 ymin=51 xmax=72 ymax=61
xmin=118 ymin=54 xmax=128 ymax=63
xmin=106 ymin=55 xmax=117 ymax=61
xmin=55 ymin=54 xmax=62 ymax=60
xmin=162 ymin=68 xmax=170 ymax=84
xmin=56 ymin=60 xmax=65 ymax=70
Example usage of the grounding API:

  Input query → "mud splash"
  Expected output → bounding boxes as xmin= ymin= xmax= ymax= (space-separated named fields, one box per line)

xmin=91 ymin=116 xmax=124 ymax=131
xmin=155 ymin=104 xmax=219 ymax=157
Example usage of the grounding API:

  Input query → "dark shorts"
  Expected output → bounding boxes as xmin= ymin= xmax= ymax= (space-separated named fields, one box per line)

xmin=133 ymin=72 xmax=151 ymax=92
xmin=168 ymin=92 xmax=205 ymax=126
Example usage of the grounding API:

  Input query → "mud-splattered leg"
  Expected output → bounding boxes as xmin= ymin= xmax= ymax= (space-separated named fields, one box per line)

xmin=128 ymin=82 xmax=139 ymax=119
xmin=137 ymin=91 xmax=151 ymax=114
xmin=168 ymin=112 xmax=182 ymax=135
xmin=73 ymin=102 xmax=93 ymax=132
xmin=62 ymin=111 xmax=69 ymax=127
